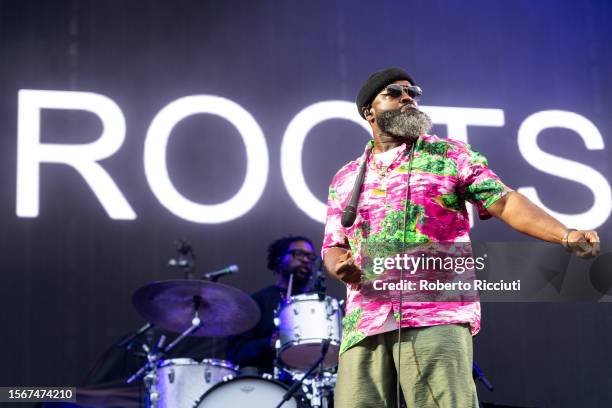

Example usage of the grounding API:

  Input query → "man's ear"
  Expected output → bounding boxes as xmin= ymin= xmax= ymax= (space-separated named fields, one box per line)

xmin=363 ymin=107 xmax=372 ymax=119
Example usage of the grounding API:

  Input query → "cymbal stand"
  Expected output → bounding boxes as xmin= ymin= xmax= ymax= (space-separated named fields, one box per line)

xmin=275 ymin=339 xmax=330 ymax=408
xmin=163 ymin=310 xmax=203 ymax=352
xmin=127 ymin=336 xmax=166 ymax=407
xmin=126 ymin=317 xmax=203 ymax=407
xmin=142 ymin=344 xmax=160 ymax=408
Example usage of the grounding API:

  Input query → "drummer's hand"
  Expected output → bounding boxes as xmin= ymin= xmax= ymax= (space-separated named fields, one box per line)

xmin=566 ymin=230 xmax=600 ymax=259
xmin=269 ymin=331 xmax=279 ymax=351
xmin=334 ymin=250 xmax=362 ymax=285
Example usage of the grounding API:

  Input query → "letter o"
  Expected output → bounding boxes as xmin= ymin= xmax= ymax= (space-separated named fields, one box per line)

xmin=280 ymin=101 xmax=370 ymax=223
xmin=144 ymin=95 xmax=269 ymax=223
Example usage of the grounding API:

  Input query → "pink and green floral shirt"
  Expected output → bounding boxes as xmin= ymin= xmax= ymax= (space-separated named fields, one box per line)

xmin=322 ymin=134 xmax=512 ymax=354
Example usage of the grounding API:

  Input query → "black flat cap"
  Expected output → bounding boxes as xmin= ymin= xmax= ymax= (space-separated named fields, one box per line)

xmin=356 ymin=67 xmax=416 ymax=119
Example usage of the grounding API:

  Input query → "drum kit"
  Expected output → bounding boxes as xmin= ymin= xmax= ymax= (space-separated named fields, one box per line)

xmin=124 ymin=247 xmax=342 ymax=408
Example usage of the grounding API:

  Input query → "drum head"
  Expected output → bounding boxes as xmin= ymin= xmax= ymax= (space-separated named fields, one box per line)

xmin=159 ymin=357 xmax=198 ymax=367
xmin=279 ymin=340 xmax=340 ymax=370
xmin=201 ymin=358 xmax=238 ymax=371
xmin=194 ymin=375 xmax=297 ymax=408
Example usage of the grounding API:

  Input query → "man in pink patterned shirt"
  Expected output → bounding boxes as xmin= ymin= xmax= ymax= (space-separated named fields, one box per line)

xmin=322 ymin=67 xmax=600 ymax=408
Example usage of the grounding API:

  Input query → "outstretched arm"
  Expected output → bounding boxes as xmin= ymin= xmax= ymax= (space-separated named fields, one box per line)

xmin=486 ymin=191 xmax=600 ymax=257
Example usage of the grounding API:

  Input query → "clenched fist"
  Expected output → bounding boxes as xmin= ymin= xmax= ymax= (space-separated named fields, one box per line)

xmin=324 ymin=248 xmax=362 ymax=285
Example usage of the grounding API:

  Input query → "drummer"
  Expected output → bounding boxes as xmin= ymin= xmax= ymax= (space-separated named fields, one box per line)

xmin=227 ymin=235 xmax=315 ymax=374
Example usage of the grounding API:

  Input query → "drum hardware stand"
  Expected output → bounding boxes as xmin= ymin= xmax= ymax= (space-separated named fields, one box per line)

xmin=168 ymin=239 xmax=196 ymax=279
xmin=142 ymin=343 xmax=161 ymax=408
xmin=126 ymin=312 xmax=204 ymax=406
xmin=292 ymin=365 xmax=336 ymax=408
xmin=127 ymin=335 xmax=166 ymax=407
xmin=274 ymin=339 xmax=331 ymax=408
xmin=273 ymin=359 xmax=282 ymax=380
xmin=306 ymin=374 xmax=331 ymax=408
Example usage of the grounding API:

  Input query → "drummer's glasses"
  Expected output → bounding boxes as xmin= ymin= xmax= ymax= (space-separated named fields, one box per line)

xmin=381 ymin=83 xmax=423 ymax=100
xmin=287 ymin=249 xmax=317 ymax=262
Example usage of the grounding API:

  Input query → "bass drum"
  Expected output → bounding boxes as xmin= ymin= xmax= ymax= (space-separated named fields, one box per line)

xmin=194 ymin=375 xmax=297 ymax=408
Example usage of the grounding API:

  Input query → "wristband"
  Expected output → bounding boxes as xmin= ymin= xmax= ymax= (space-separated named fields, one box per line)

xmin=562 ymin=228 xmax=577 ymax=250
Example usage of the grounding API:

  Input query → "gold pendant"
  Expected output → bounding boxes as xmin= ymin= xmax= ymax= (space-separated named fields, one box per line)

xmin=373 ymin=179 xmax=387 ymax=196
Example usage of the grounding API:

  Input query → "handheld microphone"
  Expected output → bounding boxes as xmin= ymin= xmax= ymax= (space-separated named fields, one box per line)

xmin=202 ymin=264 xmax=239 ymax=281
xmin=341 ymin=145 xmax=372 ymax=228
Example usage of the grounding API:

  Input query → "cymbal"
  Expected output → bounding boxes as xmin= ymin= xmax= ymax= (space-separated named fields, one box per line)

xmin=132 ymin=279 xmax=260 ymax=337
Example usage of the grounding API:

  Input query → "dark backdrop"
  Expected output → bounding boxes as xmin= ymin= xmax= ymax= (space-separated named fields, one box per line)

xmin=1 ymin=1 xmax=611 ymax=407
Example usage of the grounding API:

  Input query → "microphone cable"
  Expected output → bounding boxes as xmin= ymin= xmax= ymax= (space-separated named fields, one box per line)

xmin=397 ymin=138 xmax=441 ymax=408
xmin=397 ymin=139 xmax=416 ymax=407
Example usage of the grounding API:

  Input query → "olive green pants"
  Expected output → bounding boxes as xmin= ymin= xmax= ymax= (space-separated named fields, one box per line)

xmin=334 ymin=324 xmax=479 ymax=408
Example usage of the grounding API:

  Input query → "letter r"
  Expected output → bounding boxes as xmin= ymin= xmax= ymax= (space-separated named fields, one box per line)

xmin=16 ymin=90 xmax=136 ymax=219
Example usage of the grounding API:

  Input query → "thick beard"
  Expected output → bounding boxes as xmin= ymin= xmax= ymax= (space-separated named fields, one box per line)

xmin=375 ymin=107 xmax=432 ymax=141
xmin=282 ymin=266 xmax=311 ymax=287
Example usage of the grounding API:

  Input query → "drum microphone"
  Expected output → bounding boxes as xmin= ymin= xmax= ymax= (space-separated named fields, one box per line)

xmin=341 ymin=144 xmax=372 ymax=228
xmin=153 ymin=335 xmax=166 ymax=356
xmin=314 ymin=269 xmax=327 ymax=300
xmin=118 ymin=322 xmax=155 ymax=350
xmin=202 ymin=264 xmax=239 ymax=281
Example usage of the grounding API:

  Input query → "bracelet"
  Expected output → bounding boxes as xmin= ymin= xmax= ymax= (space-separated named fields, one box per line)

xmin=561 ymin=228 xmax=577 ymax=250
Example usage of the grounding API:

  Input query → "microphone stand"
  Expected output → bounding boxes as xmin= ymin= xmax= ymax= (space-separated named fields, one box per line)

xmin=472 ymin=361 xmax=494 ymax=391
xmin=167 ymin=239 xmax=196 ymax=279
xmin=275 ymin=339 xmax=331 ymax=408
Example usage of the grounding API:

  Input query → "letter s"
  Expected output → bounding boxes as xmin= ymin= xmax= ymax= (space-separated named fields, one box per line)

xmin=517 ymin=110 xmax=611 ymax=229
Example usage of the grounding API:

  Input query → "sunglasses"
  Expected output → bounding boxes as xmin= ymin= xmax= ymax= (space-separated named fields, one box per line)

xmin=381 ymin=83 xmax=423 ymax=99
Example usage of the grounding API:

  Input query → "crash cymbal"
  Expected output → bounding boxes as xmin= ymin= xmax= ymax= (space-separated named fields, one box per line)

xmin=132 ymin=279 xmax=260 ymax=337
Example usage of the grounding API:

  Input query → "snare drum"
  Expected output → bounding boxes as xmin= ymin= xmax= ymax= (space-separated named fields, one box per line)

xmin=194 ymin=375 xmax=297 ymax=407
xmin=156 ymin=358 xmax=238 ymax=408
xmin=275 ymin=294 xmax=342 ymax=370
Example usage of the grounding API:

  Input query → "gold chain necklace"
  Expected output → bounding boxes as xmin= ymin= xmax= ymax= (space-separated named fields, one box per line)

xmin=370 ymin=147 xmax=403 ymax=195
xmin=371 ymin=155 xmax=389 ymax=177
xmin=370 ymin=147 xmax=403 ymax=177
